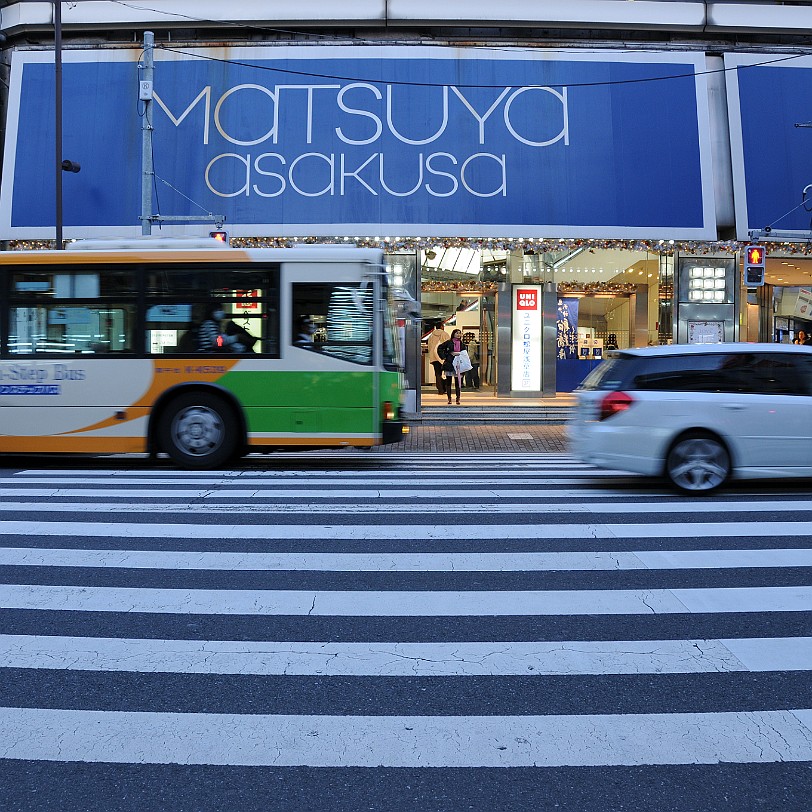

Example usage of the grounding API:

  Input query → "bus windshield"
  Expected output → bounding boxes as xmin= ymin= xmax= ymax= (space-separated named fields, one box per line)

xmin=383 ymin=277 xmax=401 ymax=372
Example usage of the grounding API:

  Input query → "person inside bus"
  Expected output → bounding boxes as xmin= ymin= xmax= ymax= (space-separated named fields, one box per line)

xmin=197 ymin=303 xmax=244 ymax=353
xmin=293 ymin=315 xmax=318 ymax=350
xmin=794 ymin=329 xmax=812 ymax=346
xmin=224 ymin=319 xmax=258 ymax=352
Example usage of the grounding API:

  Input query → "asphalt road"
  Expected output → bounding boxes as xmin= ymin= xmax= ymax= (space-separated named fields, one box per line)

xmin=0 ymin=452 xmax=811 ymax=811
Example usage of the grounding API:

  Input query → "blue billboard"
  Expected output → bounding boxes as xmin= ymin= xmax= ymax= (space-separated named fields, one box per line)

xmin=727 ymin=54 xmax=812 ymax=240
xmin=0 ymin=46 xmax=715 ymax=239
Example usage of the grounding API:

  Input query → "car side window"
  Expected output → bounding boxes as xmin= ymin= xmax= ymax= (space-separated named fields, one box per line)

xmin=732 ymin=353 xmax=803 ymax=395
xmin=628 ymin=353 xmax=808 ymax=395
xmin=630 ymin=354 xmax=729 ymax=392
xmin=715 ymin=353 xmax=757 ymax=393
xmin=594 ymin=351 xmax=812 ymax=395
xmin=774 ymin=354 xmax=812 ymax=396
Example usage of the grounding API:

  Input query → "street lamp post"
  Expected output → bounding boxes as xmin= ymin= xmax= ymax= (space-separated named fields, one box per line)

xmin=53 ymin=2 xmax=79 ymax=249
xmin=54 ymin=0 xmax=63 ymax=248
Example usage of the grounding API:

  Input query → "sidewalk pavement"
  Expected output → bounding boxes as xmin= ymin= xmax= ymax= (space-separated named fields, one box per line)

xmin=371 ymin=423 xmax=568 ymax=453
xmin=366 ymin=386 xmax=573 ymax=452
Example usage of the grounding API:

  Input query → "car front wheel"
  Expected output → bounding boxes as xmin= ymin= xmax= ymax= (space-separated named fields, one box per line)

xmin=665 ymin=433 xmax=730 ymax=493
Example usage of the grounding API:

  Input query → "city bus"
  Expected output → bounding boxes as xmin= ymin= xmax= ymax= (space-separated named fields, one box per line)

xmin=0 ymin=239 xmax=406 ymax=467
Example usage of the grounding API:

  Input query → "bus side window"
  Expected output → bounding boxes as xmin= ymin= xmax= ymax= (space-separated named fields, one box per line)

xmin=144 ymin=303 xmax=196 ymax=355
xmin=291 ymin=283 xmax=373 ymax=365
xmin=143 ymin=267 xmax=280 ymax=356
xmin=9 ymin=305 xmax=134 ymax=354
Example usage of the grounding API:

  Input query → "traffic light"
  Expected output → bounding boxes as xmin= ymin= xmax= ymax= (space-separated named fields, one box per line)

xmin=209 ymin=230 xmax=229 ymax=244
xmin=744 ymin=244 xmax=766 ymax=287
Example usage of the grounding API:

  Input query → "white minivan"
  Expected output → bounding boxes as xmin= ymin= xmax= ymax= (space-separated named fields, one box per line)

xmin=567 ymin=343 xmax=812 ymax=492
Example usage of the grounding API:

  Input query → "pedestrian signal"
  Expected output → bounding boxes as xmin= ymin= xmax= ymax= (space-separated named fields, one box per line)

xmin=744 ymin=244 xmax=766 ymax=287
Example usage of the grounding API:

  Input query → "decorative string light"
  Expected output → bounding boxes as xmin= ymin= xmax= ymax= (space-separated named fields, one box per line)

xmin=558 ymin=281 xmax=639 ymax=294
xmin=422 ymin=280 xmax=498 ymax=292
xmin=9 ymin=236 xmax=812 ymax=256
xmin=190 ymin=237 xmax=812 ymax=256
xmin=8 ymin=240 xmax=56 ymax=251
xmin=226 ymin=236 xmax=747 ymax=255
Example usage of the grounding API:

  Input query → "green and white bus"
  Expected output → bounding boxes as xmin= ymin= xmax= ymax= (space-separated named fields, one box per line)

xmin=0 ymin=240 xmax=406 ymax=467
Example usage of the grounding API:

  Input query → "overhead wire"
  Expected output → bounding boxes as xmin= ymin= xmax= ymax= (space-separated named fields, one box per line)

xmin=156 ymin=44 xmax=805 ymax=90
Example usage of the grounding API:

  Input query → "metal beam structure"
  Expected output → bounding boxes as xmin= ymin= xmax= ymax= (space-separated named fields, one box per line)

xmin=3 ymin=2 xmax=812 ymax=37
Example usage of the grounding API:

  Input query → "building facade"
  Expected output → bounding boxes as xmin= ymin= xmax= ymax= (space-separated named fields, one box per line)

xmin=1 ymin=1 xmax=812 ymax=408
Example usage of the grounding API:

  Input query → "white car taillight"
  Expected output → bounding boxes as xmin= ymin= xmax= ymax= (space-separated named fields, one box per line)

xmin=599 ymin=391 xmax=634 ymax=421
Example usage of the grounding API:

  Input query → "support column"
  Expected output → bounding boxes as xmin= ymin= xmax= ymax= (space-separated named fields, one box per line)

xmin=634 ymin=284 xmax=649 ymax=347
xmin=496 ymin=282 xmax=512 ymax=396
xmin=758 ymin=284 xmax=773 ymax=342
xmin=541 ymin=280 xmax=557 ymax=397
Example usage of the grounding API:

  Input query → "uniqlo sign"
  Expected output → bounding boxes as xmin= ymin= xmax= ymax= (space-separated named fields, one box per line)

xmin=516 ymin=289 xmax=539 ymax=310
xmin=512 ymin=284 xmax=542 ymax=391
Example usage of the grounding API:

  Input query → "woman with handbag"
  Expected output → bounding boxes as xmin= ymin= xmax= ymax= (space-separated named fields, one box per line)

xmin=437 ymin=328 xmax=468 ymax=405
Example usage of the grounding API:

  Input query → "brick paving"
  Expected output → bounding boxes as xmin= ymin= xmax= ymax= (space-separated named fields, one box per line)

xmin=371 ymin=422 xmax=568 ymax=453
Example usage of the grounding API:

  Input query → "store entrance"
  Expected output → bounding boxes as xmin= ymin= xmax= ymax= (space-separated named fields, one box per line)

xmin=416 ymin=246 xmax=502 ymax=404
xmin=408 ymin=244 xmax=672 ymax=405
xmin=554 ymin=249 xmax=671 ymax=391
xmin=555 ymin=293 xmax=633 ymax=391
xmin=420 ymin=292 xmax=496 ymax=404
xmin=748 ymin=255 xmax=812 ymax=344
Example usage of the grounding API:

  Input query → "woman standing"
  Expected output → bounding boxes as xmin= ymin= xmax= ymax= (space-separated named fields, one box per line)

xmin=438 ymin=328 xmax=467 ymax=405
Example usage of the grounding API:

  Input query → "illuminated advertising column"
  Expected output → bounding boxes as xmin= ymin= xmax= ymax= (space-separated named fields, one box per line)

xmin=511 ymin=285 xmax=542 ymax=392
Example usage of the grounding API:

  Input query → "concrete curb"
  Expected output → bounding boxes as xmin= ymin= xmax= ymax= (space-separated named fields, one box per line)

xmin=372 ymin=423 xmax=569 ymax=453
xmin=407 ymin=405 xmax=574 ymax=427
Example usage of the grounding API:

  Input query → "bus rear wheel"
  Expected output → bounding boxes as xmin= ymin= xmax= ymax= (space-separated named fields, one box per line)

xmin=158 ymin=392 xmax=239 ymax=469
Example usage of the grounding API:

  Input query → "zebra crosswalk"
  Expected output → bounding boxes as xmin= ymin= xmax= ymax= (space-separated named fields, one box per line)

xmin=0 ymin=452 xmax=811 ymax=808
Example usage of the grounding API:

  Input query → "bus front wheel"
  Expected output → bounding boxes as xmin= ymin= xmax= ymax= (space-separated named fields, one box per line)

xmin=158 ymin=392 xmax=239 ymax=469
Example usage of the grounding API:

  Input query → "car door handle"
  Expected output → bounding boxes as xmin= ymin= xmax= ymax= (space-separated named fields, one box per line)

xmin=722 ymin=404 xmax=746 ymax=410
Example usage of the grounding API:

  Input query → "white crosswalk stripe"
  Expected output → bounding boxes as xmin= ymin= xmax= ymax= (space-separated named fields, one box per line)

xmin=2 ymin=634 xmax=810 ymax=676
xmin=3 ymin=584 xmax=812 ymax=615
xmin=4 ymin=707 xmax=812 ymax=767
xmin=1 ymin=518 xmax=811 ymax=539
xmin=3 ymin=547 xmax=812 ymax=570
xmin=2 ymin=493 xmax=812 ymax=513
xmin=0 ymin=452 xmax=811 ymax=774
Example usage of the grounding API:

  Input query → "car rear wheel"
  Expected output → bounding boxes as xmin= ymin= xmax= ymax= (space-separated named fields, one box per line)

xmin=665 ymin=433 xmax=730 ymax=493
xmin=158 ymin=392 xmax=240 ymax=469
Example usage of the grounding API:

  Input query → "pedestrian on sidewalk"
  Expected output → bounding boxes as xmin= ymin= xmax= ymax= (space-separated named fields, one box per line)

xmin=464 ymin=335 xmax=481 ymax=390
xmin=438 ymin=328 xmax=467 ymax=405
xmin=427 ymin=321 xmax=450 ymax=395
